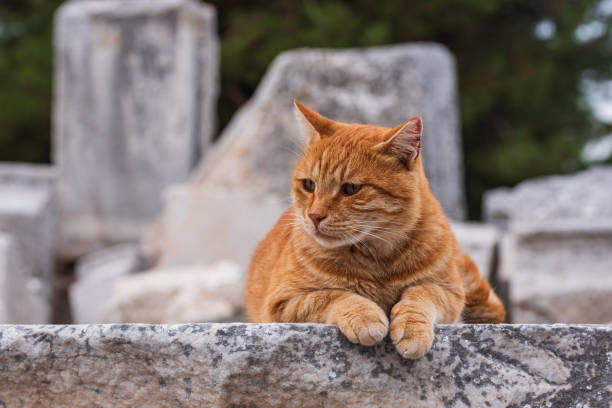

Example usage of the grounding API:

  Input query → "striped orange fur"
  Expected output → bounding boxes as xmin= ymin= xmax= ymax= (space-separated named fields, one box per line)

xmin=246 ymin=101 xmax=505 ymax=359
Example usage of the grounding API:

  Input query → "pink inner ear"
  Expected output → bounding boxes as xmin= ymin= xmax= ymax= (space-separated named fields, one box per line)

xmin=394 ymin=117 xmax=423 ymax=163
xmin=405 ymin=118 xmax=422 ymax=136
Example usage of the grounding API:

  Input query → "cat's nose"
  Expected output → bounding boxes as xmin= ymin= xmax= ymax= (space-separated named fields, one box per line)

xmin=308 ymin=211 xmax=327 ymax=228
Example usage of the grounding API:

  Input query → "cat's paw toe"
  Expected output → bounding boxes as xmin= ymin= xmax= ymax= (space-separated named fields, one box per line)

xmin=390 ymin=320 xmax=434 ymax=359
xmin=337 ymin=308 xmax=389 ymax=346
xmin=356 ymin=319 xmax=388 ymax=345
xmin=394 ymin=335 xmax=433 ymax=359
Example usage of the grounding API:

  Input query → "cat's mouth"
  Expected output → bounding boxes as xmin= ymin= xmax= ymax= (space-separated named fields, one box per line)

xmin=312 ymin=230 xmax=346 ymax=248
xmin=310 ymin=228 xmax=367 ymax=249
xmin=302 ymin=216 xmax=370 ymax=248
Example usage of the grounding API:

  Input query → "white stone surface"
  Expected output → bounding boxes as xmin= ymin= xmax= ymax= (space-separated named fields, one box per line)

xmin=0 ymin=233 xmax=49 ymax=324
xmin=54 ymin=0 xmax=219 ymax=258
xmin=0 ymin=323 xmax=608 ymax=407
xmin=0 ymin=163 xmax=56 ymax=282
xmin=103 ymin=261 xmax=244 ymax=323
xmin=0 ymin=164 xmax=55 ymax=324
xmin=451 ymin=222 xmax=499 ymax=279
xmin=147 ymin=186 xmax=286 ymax=269
xmin=483 ymin=165 xmax=612 ymax=229
xmin=192 ymin=44 xmax=465 ymax=220
xmin=501 ymin=219 xmax=612 ymax=323
xmin=70 ymin=244 xmax=146 ymax=324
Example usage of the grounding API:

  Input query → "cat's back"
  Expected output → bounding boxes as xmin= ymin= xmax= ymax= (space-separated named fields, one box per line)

xmin=245 ymin=207 xmax=294 ymax=321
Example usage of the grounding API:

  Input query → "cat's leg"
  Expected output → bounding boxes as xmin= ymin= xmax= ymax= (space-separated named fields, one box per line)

xmin=390 ymin=284 xmax=463 ymax=359
xmin=269 ymin=289 xmax=389 ymax=346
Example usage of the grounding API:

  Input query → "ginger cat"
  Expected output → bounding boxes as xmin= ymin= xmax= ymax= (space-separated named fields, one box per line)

xmin=246 ymin=101 xmax=505 ymax=359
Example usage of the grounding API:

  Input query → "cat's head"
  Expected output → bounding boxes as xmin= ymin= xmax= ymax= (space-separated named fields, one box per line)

xmin=291 ymin=100 xmax=425 ymax=249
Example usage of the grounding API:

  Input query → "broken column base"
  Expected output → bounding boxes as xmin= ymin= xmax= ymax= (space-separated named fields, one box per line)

xmin=0 ymin=323 xmax=609 ymax=407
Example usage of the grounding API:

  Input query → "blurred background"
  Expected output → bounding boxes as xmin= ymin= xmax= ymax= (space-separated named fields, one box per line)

xmin=0 ymin=0 xmax=611 ymax=326
xmin=3 ymin=0 xmax=612 ymax=216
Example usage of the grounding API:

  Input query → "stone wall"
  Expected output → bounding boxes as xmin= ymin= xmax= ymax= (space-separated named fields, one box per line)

xmin=0 ymin=323 xmax=608 ymax=407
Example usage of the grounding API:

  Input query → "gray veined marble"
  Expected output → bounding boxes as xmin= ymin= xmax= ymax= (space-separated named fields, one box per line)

xmin=0 ymin=323 xmax=609 ymax=407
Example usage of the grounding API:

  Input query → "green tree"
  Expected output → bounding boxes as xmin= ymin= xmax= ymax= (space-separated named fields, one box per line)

xmin=0 ymin=0 xmax=63 ymax=163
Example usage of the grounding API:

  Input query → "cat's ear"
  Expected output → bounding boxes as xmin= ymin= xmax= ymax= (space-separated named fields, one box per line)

xmin=293 ymin=99 xmax=339 ymax=144
xmin=376 ymin=117 xmax=423 ymax=168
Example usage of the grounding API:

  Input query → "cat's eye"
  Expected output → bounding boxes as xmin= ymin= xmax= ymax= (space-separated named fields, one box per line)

xmin=302 ymin=179 xmax=316 ymax=192
xmin=342 ymin=183 xmax=362 ymax=196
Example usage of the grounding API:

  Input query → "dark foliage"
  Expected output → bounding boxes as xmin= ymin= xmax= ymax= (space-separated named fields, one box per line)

xmin=0 ymin=0 xmax=62 ymax=163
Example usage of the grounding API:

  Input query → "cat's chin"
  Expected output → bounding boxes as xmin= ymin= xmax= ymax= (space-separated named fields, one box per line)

xmin=310 ymin=230 xmax=365 ymax=249
xmin=312 ymin=233 xmax=348 ymax=248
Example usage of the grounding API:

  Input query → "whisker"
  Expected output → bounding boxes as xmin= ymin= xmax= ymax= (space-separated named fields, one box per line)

xmin=349 ymin=227 xmax=393 ymax=245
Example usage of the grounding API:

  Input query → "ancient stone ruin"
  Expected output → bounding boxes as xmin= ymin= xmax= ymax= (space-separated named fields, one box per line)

xmin=0 ymin=0 xmax=610 ymax=405
xmin=0 ymin=324 xmax=609 ymax=407
xmin=54 ymin=0 xmax=218 ymax=258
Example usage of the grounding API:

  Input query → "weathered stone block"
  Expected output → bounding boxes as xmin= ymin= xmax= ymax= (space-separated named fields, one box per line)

xmin=147 ymin=186 xmax=286 ymax=269
xmin=451 ymin=222 xmax=499 ymax=280
xmin=74 ymin=243 xmax=147 ymax=281
xmin=70 ymin=244 xmax=148 ymax=324
xmin=0 ymin=163 xmax=56 ymax=282
xmin=0 ymin=234 xmax=49 ymax=324
xmin=0 ymin=234 xmax=28 ymax=323
xmin=501 ymin=219 xmax=612 ymax=323
xmin=0 ymin=324 xmax=608 ymax=407
xmin=451 ymin=222 xmax=511 ymax=320
xmin=54 ymin=0 xmax=219 ymax=258
xmin=192 ymin=44 xmax=465 ymax=220
xmin=103 ymin=261 xmax=244 ymax=323
xmin=484 ymin=166 xmax=612 ymax=229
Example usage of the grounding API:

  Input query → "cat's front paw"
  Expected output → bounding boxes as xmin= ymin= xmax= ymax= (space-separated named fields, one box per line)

xmin=333 ymin=300 xmax=389 ymax=346
xmin=390 ymin=305 xmax=434 ymax=359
